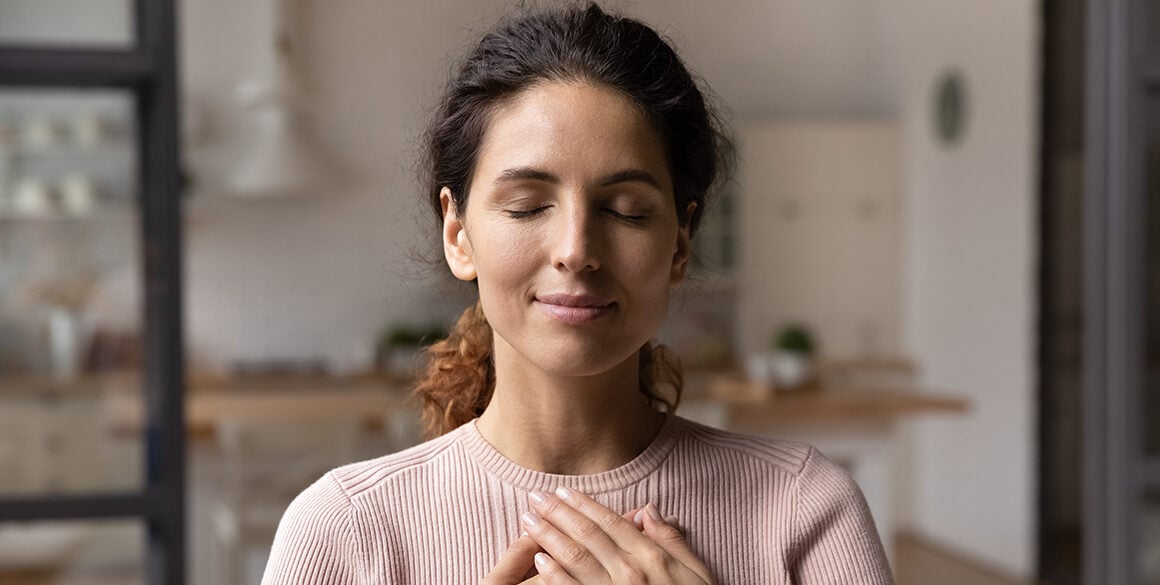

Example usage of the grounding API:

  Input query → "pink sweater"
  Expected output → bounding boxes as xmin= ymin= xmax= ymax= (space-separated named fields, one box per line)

xmin=261 ymin=414 xmax=894 ymax=584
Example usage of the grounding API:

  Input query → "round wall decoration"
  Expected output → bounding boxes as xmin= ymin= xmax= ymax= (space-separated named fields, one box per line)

xmin=934 ymin=69 xmax=968 ymax=146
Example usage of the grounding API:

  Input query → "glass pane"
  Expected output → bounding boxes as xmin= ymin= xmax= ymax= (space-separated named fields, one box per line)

xmin=0 ymin=88 xmax=143 ymax=496
xmin=0 ymin=519 xmax=143 ymax=585
xmin=1148 ymin=95 xmax=1160 ymax=456
xmin=0 ymin=0 xmax=133 ymax=48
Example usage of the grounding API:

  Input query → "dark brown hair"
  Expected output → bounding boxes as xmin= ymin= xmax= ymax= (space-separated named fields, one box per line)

xmin=414 ymin=2 xmax=731 ymax=438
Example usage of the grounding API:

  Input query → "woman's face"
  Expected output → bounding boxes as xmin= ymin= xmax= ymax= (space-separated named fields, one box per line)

xmin=442 ymin=81 xmax=691 ymax=378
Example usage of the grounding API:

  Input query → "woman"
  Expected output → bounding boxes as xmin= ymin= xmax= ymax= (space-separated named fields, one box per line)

xmin=262 ymin=4 xmax=893 ymax=584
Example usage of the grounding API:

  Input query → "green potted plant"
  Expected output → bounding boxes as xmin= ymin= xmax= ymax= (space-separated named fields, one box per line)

xmin=770 ymin=324 xmax=816 ymax=390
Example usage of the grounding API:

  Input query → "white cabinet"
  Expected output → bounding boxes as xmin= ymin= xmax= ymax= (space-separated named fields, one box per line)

xmin=736 ymin=121 xmax=901 ymax=359
xmin=0 ymin=391 xmax=139 ymax=496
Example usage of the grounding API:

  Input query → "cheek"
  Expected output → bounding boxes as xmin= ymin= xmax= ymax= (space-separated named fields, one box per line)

xmin=625 ymin=231 xmax=678 ymax=280
xmin=471 ymin=224 xmax=542 ymax=295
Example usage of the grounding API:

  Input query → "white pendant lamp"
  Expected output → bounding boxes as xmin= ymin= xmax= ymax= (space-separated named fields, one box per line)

xmin=228 ymin=0 xmax=328 ymax=197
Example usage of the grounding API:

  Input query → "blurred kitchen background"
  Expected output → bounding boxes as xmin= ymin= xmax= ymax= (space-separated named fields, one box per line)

xmin=0 ymin=0 xmax=1151 ymax=584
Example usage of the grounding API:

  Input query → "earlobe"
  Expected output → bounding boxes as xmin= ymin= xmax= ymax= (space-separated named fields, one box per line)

xmin=441 ymin=188 xmax=477 ymax=281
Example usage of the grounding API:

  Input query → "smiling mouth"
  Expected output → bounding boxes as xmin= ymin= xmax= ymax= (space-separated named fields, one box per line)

xmin=534 ymin=294 xmax=615 ymax=324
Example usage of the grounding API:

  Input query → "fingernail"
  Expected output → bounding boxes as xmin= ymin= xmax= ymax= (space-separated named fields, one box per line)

xmin=665 ymin=516 xmax=679 ymax=526
xmin=554 ymin=486 xmax=572 ymax=500
xmin=646 ymin=502 xmax=663 ymax=522
xmin=534 ymin=552 xmax=550 ymax=569
xmin=633 ymin=509 xmax=645 ymax=528
xmin=528 ymin=491 xmax=547 ymax=505
xmin=522 ymin=511 xmax=541 ymax=527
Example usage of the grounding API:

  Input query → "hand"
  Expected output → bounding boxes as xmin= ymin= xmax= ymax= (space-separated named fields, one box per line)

xmin=484 ymin=507 xmax=645 ymax=585
xmin=522 ymin=488 xmax=715 ymax=584
xmin=481 ymin=533 xmax=542 ymax=585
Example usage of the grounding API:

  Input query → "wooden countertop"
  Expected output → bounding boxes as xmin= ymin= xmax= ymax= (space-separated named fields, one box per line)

xmin=139 ymin=373 xmax=411 ymax=438
xmin=689 ymin=373 xmax=969 ymax=428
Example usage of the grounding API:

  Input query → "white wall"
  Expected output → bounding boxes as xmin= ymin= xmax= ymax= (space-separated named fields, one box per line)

xmin=880 ymin=0 xmax=1039 ymax=578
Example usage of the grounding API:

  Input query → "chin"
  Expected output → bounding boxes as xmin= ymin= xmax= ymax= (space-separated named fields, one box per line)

xmin=529 ymin=339 xmax=641 ymax=378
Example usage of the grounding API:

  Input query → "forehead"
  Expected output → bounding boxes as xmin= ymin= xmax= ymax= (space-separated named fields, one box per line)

xmin=470 ymin=81 xmax=671 ymax=191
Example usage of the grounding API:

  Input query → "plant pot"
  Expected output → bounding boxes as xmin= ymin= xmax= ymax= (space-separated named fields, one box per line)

xmin=770 ymin=350 xmax=812 ymax=390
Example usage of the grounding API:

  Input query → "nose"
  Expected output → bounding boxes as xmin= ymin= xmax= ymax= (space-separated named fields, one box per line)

xmin=550 ymin=205 xmax=601 ymax=273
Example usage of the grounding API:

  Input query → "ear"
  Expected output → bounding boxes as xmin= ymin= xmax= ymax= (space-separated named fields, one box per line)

xmin=671 ymin=202 xmax=696 ymax=284
xmin=441 ymin=187 xmax=477 ymax=281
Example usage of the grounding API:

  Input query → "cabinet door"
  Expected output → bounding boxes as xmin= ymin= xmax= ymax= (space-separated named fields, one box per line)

xmin=737 ymin=122 xmax=901 ymax=359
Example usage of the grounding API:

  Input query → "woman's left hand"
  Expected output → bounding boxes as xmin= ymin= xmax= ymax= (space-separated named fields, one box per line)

xmin=521 ymin=488 xmax=715 ymax=584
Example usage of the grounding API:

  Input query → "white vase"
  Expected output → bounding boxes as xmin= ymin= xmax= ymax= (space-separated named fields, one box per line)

xmin=47 ymin=309 xmax=82 ymax=380
xmin=770 ymin=350 xmax=811 ymax=389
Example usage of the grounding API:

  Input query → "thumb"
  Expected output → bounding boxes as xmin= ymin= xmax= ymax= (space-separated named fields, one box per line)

xmin=639 ymin=503 xmax=711 ymax=578
xmin=481 ymin=534 xmax=542 ymax=585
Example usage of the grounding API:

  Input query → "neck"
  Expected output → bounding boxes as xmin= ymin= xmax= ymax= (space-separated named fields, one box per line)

xmin=476 ymin=338 xmax=666 ymax=475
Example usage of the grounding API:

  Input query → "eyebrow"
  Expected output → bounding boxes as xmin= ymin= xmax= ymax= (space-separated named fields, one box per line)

xmin=495 ymin=167 xmax=662 ymax=190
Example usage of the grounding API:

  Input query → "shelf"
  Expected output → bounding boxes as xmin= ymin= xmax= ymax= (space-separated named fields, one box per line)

xmin=0 ymin=199 xmax=136 ymax=222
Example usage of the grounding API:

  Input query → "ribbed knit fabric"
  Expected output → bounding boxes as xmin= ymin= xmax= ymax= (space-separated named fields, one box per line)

xmin=260 ymin=414 xmax=895 ymax=584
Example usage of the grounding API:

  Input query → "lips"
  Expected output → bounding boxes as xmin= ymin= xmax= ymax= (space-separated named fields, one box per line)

xmin=534 ymin=293 xmax=615 ymax=324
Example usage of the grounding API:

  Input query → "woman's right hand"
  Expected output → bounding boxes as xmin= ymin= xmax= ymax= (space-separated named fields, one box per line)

xmin=482 ymin=507 xmax=648 ymax=585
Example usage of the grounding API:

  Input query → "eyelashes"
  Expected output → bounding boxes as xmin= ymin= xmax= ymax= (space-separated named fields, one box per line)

xmin=605 ymin=209 xmax=648 ymax=223
xmin=503 ymin=207 xmax=548 ymax=219
xmin=501 ymin=206 xmax=648 ymax=224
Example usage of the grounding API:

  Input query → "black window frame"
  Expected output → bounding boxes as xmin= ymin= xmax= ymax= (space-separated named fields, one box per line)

xmin=0 ymin=1 xmax=186 ymax=584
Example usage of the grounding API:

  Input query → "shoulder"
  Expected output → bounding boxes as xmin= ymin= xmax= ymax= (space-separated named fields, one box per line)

xmin=323 ymin=422 xmax=467 ymax=501
xmin=272 ymin=471 xmax=354 ymax=544
xmin=263 ymin=427 xmax=470 ymax=584
xmin=263 ymin=472 xmax=360 ymax=584
xmin=673 ymin=415 xmax=816 ymax=478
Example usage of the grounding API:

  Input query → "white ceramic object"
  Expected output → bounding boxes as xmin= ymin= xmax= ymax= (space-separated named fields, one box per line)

xmin=48 ymin=309 xmax=83 ymax=380
xmin=10 ymin=176 xmax=51 ymax=216
xmin=59 ymin=175 xmax=96 ymax=215
xmin=770 ymin=350 xmax=811 ymax=389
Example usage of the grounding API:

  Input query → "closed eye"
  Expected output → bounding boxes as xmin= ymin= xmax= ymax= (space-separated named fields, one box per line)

xmin=604 ymin=208 xmax=647 ymax=223
xmin=503 ymin=206 xmax=550 ymax=219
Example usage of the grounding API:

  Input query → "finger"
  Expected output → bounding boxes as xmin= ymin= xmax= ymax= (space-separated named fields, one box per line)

xmin=541 ymin=487 xmax=651 ymax=556
xmin=620 ymin=506 xmax=645 ymax=531
xmin=639 ymin=503 xmax=713 ymax=581
xmin=533 ymin=552 xmax=580 ymax=585
xmin=521 ymin=508 xmax=607 ymax=583
xmin=481 ymin=534 xmax=542 ymax=585
xmin=632 ymin=508 xmax=682 ymax=534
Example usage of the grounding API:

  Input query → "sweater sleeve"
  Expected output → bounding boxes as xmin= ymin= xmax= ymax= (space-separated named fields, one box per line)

xmin=789 ymin=446 xmax=895 ymax=584
xmin=260 ymin=472 xmax=363 ymax=585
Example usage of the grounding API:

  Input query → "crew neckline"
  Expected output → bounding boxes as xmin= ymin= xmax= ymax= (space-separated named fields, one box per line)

xmin=456 ymin=413 xmax=685 ymax=494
